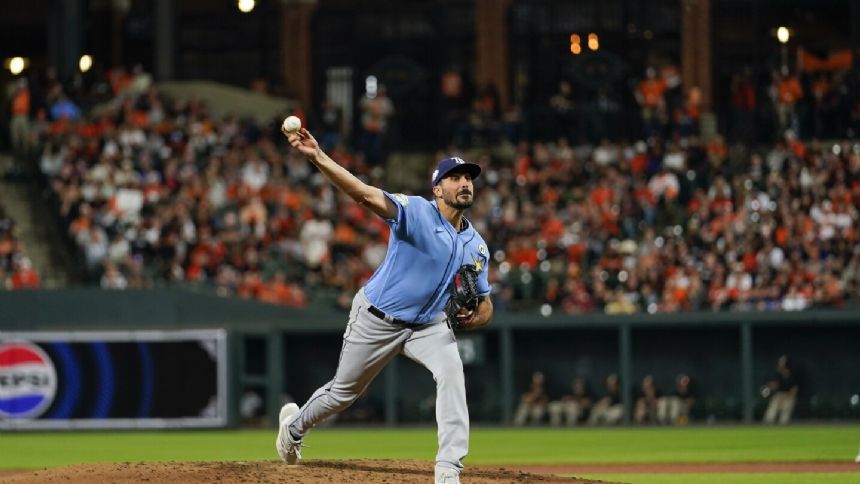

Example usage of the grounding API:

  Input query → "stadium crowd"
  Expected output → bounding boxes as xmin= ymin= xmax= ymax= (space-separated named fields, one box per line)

xmin=0 ymin=202 xmax=40 ymax=289
xmin=5 ymin=64 xmax=860 ymax=315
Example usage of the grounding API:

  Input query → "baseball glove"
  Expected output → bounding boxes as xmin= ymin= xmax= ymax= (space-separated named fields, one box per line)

xmin=444 ymin=265 xmax=480 ymax=330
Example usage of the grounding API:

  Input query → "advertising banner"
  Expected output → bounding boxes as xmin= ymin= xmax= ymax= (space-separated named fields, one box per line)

xmin=0 ymin=330 xmax=227 ymax=429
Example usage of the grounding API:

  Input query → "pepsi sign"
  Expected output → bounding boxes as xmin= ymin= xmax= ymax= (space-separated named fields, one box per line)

xmin=1 ymin=331 xmax=226 ymax=430
xmin=0 ymin=342 xmax=57 ymax=419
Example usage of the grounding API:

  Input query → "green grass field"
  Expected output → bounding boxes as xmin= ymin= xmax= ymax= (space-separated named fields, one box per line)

xmin=2 ymin=425 xmax=859 ymax=483
xmin=572 ymin=474 xmax=854 ymax=484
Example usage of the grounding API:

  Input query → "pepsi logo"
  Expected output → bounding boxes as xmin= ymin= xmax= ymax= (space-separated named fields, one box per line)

xmin=0 ymin=342 xmax=57 ymax=419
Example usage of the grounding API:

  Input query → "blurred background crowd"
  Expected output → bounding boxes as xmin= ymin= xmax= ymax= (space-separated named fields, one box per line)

xmin=3 ymin=60 xmax=859 ymax=318
xmin=2 ymin=0 xmax=859 ymax=317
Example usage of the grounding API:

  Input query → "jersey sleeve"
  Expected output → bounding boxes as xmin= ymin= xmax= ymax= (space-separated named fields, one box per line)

xmin=380 ymin=191 xmax=405 ymax=225
xmin=381 ymin=191 xmax=426 ymax=238
xmin=477 ymin=262 xmax=491 ymax=297
xmin=475 ymin=242 xmax=491 ymax=297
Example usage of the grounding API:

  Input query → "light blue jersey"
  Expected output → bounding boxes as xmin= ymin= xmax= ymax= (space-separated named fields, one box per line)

xmin=363 ymin=192 xmax=491 ymax=324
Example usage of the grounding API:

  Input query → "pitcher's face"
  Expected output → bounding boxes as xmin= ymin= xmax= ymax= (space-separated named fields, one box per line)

xmin=435 ymin=170 xmax=474 ymax=210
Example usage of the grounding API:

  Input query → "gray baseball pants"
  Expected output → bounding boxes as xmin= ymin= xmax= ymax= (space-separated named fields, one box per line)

xmin=288 ymin=288 xmax=469 ymax=472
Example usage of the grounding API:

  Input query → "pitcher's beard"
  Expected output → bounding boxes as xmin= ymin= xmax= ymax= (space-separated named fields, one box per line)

xmin=445 ymin=192 xmax=473 ymax=210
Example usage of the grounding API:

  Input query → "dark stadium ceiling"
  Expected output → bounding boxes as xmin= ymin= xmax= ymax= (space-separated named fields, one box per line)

xmin=0 ymin=0 xmax=50 ymax=55
xmin=0 ymin=0 xmax=856 ymax=72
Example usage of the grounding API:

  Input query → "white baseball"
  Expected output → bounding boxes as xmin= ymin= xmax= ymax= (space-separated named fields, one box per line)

xmin=282 ymin=115 xmax=301 ymax=133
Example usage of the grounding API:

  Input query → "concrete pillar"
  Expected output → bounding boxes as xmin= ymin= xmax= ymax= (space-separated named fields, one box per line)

xmin=681 ymin=0 xmax=712 ymax=112
xmin=111 ymin=0 xmax=132 ymax=68
xmin=154 ymin=0 xmax=175 ymax=80
xmin=54 ymin=0 xmax=84 ymax=82
xmin=474 ymin=0 xmax=512 ymax=110
xmin=279 ymin=0 xmax=318 ymax=109
xmin=47 ymin=6 xmax=61 ymax=74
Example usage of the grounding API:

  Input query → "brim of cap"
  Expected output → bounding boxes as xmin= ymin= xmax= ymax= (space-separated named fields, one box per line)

xmin=434 ymin=163 xmax=482 ymax=185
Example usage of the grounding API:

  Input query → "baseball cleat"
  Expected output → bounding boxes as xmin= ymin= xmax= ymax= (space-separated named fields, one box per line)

xmin=275 ymin=403 xmax=302 ymax=465
xmin=435 ymin=466 xmax=461 ymax=484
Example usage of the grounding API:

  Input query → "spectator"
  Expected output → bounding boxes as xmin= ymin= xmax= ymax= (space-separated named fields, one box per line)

xmin=634 ymin=375 xmax=660 ymax=424
xmin=635 ymin=67 xmax=668 ymax=137
xmin=547 ymin=376 xmax=592 ymax=426
xmin=605 ymin=287 xmax=638 ymax=314
xmin=316 ymin=98 xmax=342 ymax=151
xmin=549 ymin=80 xmax=577 ymax=141
xmin=9 ymin=78 xmax=31 ymax=157
xmin=241 ymin=157 xmax=269 ymax=193
xmin=76 ymin=224 xmax=109 ymax=271
xmin=100 ymin=261 xmax=128 ymax=290
xmin=0 ymin=204 xmax=14 ymax=241
xmin=39 ymin=142 xmax=65 ymax=178
xmin=590 ymin=87 xmax=621 ymax=141
xmin=730 ymin=69 xmax=757 ymax=143
xmin=300 ymin=210 xmax=333 ymax=269
xmin=513 ymin=371 xmax=549 ymax=426
xmin=657 ymin=373 xmax=695 ymax=425
xmin=125 ymin=255 xmax=153 ymax=289
xmin=359 ymin=84 xmax=394 ymax=165
xmin=762 ymin=354 xmax=799 ymax=424
xmin=8 ymin=256 xmax=40 ymax=290
xmin=0 ymin=204 xmax=38 ymax=290
xmin=588 ymin=373 xmax=624 ymax=425
xmin=773 ymin=68 xmax=803 ymax=135
xmin=49 ymin=92 xmax=81 ymax=121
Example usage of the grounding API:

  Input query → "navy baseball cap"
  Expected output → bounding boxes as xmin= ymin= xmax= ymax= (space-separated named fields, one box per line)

xmin=431 ymin=157 xmax=482 ymax=186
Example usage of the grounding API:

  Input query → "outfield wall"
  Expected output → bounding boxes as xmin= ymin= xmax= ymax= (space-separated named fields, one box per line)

xmin=1 ymin=289 xmax=859 ymax=427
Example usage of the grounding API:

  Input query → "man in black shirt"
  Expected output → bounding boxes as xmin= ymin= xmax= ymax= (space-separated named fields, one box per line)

xmin=634 ymin=375 xmax=660 ymax=424
xmin=657 ymin=373 xmax=696 ymax=425
xmin=513 ymin=371 xmax=549 ymax=426
xmin=588 ymin=373 xmax=624 ymax=425
xmin=763 ymin=355 xmax=799 ymax=424
xmin=548 ymin=377 xmax=593 ymax=426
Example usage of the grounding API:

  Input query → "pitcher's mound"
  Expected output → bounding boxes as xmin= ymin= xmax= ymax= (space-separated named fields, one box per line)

xmin=0 ymin=460 xmax=613 ymax=483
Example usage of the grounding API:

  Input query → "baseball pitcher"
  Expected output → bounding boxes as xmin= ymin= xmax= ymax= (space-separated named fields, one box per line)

xmin=276 ymin=127 xmax=493 ymax=484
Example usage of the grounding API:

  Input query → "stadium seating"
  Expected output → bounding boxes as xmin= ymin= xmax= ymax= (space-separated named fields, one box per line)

xmin=16 ymin=68 xmax=860 ymax=314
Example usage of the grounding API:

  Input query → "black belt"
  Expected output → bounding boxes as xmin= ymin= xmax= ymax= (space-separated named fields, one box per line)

xmin=368 ymin=305 xmax=417 ymax=326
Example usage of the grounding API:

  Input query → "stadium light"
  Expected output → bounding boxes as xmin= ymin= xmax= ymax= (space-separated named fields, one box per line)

xmin=776 ymin=26 xmax=791 ymax=71
xmin=365 ymin=75 xmax=378 ymax=98
xmin=79 ymin=55 xmax=93 ymax=73
xmin=237 ymin=0 xmax=255 ymax=13
xmin=7 ymin=56 xmax=26 ymax=75
xmin=587 ymin=33 xmax=599 ymax=51
xmin=570 ymin=34 xmax=582 ymax=55
xmin=777 ymin=26 xmax=790 ymax=44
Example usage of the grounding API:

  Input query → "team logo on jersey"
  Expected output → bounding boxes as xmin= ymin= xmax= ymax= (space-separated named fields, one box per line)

xmin=472 ymin=256 xmax=484 ymax=273
xmin=478 ymin=244 xmax=486 ymax=255
xmin=393 ymin=193 xmax=409 ymax=206
xmin=0 ymin=342 xmax=57 ymax=419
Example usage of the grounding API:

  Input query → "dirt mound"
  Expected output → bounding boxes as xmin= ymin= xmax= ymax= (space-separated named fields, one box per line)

xmin=0 ymin=460 xmax=609 ymax=483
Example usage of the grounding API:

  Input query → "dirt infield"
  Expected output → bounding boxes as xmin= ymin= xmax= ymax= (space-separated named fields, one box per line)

xmin=0 ymin=460 xmax=607 ymax=483
xmin=2 ymin=460 xmax=857 ymax=483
